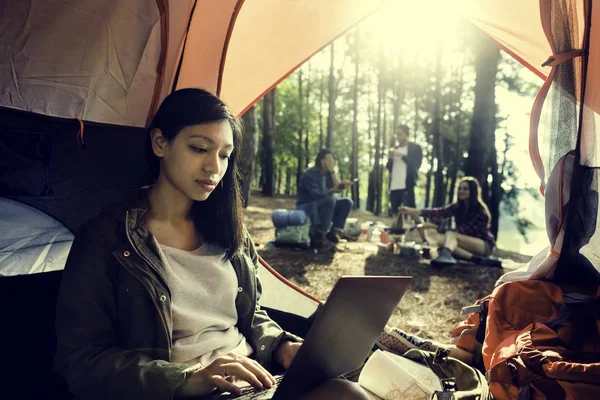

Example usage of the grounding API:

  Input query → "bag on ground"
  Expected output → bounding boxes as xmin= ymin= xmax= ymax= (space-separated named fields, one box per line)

xmin=451 ymin=280 xmax=600 ymax=399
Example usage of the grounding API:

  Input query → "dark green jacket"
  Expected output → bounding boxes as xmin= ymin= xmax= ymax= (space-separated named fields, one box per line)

xmin=55 ymin=189 xmax=300 ymax=400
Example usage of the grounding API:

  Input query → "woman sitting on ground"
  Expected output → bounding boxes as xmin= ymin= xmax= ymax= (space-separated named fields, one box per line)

xmin=55 ymin=89 xmax=369 ymax=400
xmin=398 ymin=176 xmax=500 ymax=267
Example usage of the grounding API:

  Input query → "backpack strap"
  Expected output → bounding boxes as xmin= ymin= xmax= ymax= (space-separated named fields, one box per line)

xmin=518 ymin=384 xmax=531 ymax=400
xmin=457 ymin=300 xmax=488 ymax=369
xmin=546 ymin=293 xmax=599 ymax=329
xmin=474 ymin=300 xmax=489 ymax=345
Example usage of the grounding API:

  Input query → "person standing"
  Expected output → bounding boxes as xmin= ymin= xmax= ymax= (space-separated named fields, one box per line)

xmin=386 ymin=124 xmax=423 ymax=226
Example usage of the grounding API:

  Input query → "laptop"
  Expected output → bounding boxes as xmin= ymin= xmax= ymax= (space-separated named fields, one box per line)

xmin=218 ymin=275 xmax=412 ymax=400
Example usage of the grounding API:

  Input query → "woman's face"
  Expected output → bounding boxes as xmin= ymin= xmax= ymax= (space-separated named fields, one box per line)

xmin=321 ymin=153 xmax=335 ymax=172
xmin=155 ymin=121 xmax=234 ymax=202
xmin=457 ymin=181 xmax=471 ymax=201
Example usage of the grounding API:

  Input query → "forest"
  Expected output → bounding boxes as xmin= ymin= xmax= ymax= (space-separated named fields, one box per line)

xmin=237 ymin=8 xmax=542 ymax=243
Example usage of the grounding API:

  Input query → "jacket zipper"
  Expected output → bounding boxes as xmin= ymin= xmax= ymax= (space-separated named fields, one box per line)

xmin=125 ymin=212 xmax=170 ymax=290
xmin=125 ymin=211 xmax=173 ymax=346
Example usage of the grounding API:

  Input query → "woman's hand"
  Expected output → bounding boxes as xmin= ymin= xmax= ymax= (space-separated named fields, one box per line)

xmin=341 ymin=179 xmax=353 ymax=189
xmin=417 ymin=222 xmax=438 ymax=230
xmin=175 ymin=354 xmax=276 ymax=398
xmin=398 ymin=206 xmax=420 ymax=217
xmin=275 ymin=340 xmax=302 ymax=370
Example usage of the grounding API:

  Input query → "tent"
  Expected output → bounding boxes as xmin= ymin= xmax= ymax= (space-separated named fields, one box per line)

xmin=1 ymin=0 xmax=599 ymax=398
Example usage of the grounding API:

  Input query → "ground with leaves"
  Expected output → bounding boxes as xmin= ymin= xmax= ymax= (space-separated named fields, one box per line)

xmin=244 ymin=191 xmax=532 ymax=342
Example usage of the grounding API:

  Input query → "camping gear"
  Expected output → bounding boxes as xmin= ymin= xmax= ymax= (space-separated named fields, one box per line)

xmin=451 ymin=279 xmax=600 ymax=399
xmin=274 ymin=221 xmax=312 ymax=249
xmin=0 ymin=1 xmax=381 ymax=124
xmin=2 ymin=0 xmax=600 ymax=398
xmin=271 ymin=209 xmax=308 ymax=229
xmin=271 ymin=209 xmax=311 ymax=248
xmin=0 ymin=198 xmax=74 ymax=276
xmin=0 ymin=0 xmax=599 ymax=285
xmin=344 ymin=218 xmax=363 ymax=238
xmin=403 ymin=348 xmax=493 ymax=400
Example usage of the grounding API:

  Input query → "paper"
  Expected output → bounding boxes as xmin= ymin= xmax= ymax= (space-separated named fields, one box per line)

xmin=358 ymin=350 xmax=441 ymax=400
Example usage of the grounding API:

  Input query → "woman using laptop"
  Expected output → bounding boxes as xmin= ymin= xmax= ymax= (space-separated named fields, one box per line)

xmin=55 ymin=89 xmax=369 ymax=400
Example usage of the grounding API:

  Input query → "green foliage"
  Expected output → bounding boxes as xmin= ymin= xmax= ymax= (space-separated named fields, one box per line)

xmin=497 ymin=53 xmax=540 ymax=97
xmin=252 ymin=19 xmax=541 ymax=247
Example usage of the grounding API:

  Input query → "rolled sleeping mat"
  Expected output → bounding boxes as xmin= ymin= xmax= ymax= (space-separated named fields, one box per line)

xmin=271 ymin=209 xmax=308 ymax=229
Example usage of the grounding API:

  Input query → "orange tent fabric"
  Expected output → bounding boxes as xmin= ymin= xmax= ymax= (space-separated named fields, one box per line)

xmin=0 ymin=0 xmax=381 ymax=127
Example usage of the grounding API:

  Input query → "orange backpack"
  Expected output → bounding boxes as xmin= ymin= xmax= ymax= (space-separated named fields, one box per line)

xmin=451 ymin=280 xmax=600 ymax=399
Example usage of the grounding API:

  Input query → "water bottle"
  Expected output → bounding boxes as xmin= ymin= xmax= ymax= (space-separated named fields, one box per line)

xmin=366 ymin=221 xmax=375 ymax=242
xmin=421 ymin=240 xmax=431 ymax=259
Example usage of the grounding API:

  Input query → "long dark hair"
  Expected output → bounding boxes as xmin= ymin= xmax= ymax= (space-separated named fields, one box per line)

xmin=146 ymin=88 xmax=244 ymax=259
xmin=314 ymin=148 xmax=333 ymax=168
xmin=456 ymin=176 xmax=491 ymax=227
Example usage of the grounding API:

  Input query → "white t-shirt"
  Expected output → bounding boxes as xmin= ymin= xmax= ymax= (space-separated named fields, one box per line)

xmin=156 ymin=241 xmax=253 ymax=367
xmin=390 ymin=145 xmax=408 ymax=191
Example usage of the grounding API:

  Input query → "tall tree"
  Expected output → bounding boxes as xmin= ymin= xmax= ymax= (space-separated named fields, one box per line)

xmin=304 ymin=63 xmax=312 ymax=166
xmin=368 ymin=42 xmax=385 ymax=215
xmin=432 ymin=44 xmax=446 ymax=207
xmin=326 ymin=43 xmax=336 ymax=148
xmin=465 ymin=33 xmax=500 ymax=197
xmin=240 ymin=106 xmax=258 ymax=207
xmin=296 ymin=69 xmax=304 ymax=189
xmin=489 ymin=131 xmax=502 ymax=237
xmin=318 ymin=70 xmax=325 ymax=150
xmin=350 ymin=30 xmax=360 ymax=208
xmin=447 ymin=61 xmax=465 ymax=204
xmin=261 ymin=89 xmax=276 ymax=196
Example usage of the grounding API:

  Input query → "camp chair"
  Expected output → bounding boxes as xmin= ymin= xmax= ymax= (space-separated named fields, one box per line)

xmin=0 ymin=258 xmax=321 ymax=400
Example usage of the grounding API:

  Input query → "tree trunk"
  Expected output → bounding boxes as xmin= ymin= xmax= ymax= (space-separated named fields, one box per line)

xmin=432 ymin=44 xmax=446 ymax=208
xmin=276 ymin=163 xmax=282 ymax=195
xmin=351 ymin=30 xmax=360 ymax=209
xmin=326 ymin=43 xmax=335 ymax=149
xmin=239 ymin=106 xmax=258 ymax=207
xmin=380 ymin=84 xmax=388 ymax=214
xmin=261 ymin=89 xmax=276 ymax=196
xmin=413 ymin=51 xmax=420 ymax=141
xmin=367 ymin=92 xmax=373 ymax=166
xmin=305 ymin=63 xmax=312 ymax=167
xmin=366 ymin=170 xmax=375 ymax=212
xmin=373 ymin=45 xmax=384 ymax=215
xmin=296 ymin=69 xmax=304 ymax=190
xmin=465 ymin=33 xmax=500 ymax=202
xmin=424 ymin=134 xmax=434 ymax=208
xmin=447 ymin=62 xmax=465 ymax=204
xmin=285 ymin=167 xmax=293 ymax=196
xmin=489 ymin=144 xmax=501 ymax=238
xmin=319 ymin=71 xmax=324 ymax=150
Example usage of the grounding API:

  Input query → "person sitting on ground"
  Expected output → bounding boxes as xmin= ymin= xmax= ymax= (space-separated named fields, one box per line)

xmin=55 ymin=89 xmax=369 ymax=400
xmin=398 ymin=176 xmax=500 ymax=267
xmin=296 ymin=149 xmax=354 ymax=250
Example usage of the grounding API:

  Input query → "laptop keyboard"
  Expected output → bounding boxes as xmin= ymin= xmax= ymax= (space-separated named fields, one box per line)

xmin=234 ymin=375 xmax=284 ymax=400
